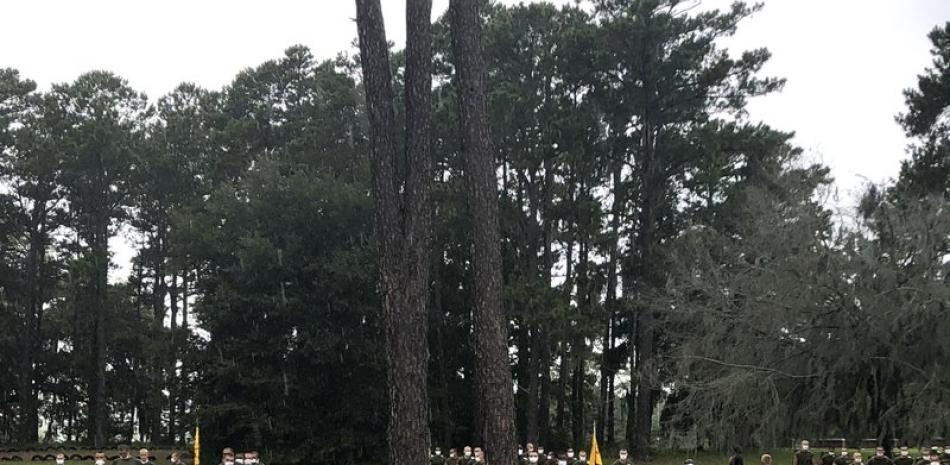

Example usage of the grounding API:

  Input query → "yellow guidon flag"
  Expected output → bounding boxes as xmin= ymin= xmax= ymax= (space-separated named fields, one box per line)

xmin=589 ymin=425 xmax=603 ymax=465
xmin=194 ymin=425 xmax=201 ymax=465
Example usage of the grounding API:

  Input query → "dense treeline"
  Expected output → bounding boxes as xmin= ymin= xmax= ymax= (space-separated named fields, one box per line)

xmin=1 ymin=1 xmax=948 ymax=464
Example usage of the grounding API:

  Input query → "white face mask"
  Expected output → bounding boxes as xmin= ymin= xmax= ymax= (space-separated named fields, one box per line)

xmin=225 ymin=461 xmax=234 ymax=465
xmin=620 ymin=455 xmax=628 ymax=461
xmin=519 ymin=450 xmax=524 ymax=456
xmin=530 ymin=458 xmax=539 ymax=463
xmin=900 ymin=452 xmax=908 ymax=457
xmin=932 ymin=462 xmax=940 ymax=465
xmin=580 ymin=457 xmax=587 ymax=462
xmin=96 ymin=461 xmax=105 ymax=465
xmin=568 ymin=453 xmax=575 ymax=459
xmin=436 ymin=452 xmax=443 ymax=457
xmin=803 ymin=446 xmax=810 ymax=451
xmin=559 ymin=460 xmax=568 ymax=465
xmin=56 ymin=460 xmax=65 ymax=465
xmin=539 ymin=450 xmax=545 ymax=455
xmin=465 ymin=452 xmax=472 ymax=458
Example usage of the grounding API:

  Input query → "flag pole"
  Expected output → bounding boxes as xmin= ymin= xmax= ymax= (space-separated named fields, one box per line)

xmin=194 ymin=424 xmax=201 ymax=465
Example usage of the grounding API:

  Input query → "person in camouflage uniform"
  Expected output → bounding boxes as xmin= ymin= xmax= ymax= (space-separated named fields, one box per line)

xmin=447 ymin=449 xmax=461 ymax=465
xmin=137 ymin=448 xmax=156 ymax=465
xmin=474 ymin=448 xmax=485 ymax=465
xmin=113 ymin=446 xmax=136 ymax=465
xmin=250 ymin=451 xmax=265 ymax=465
xmin=432 ymin=448 xmax=446 ymax=465
xmin=577 ymin=451 xmax=588 ymax=465
xmin=520 ymin=445 xmax=535 ymax=465
xmin=170 ymin=451 xmax=186 ymax=465
xmin=868 ymin=446 xmax=893 ymax=465
xmin=922 ymin=449 xmax=941 ymax=465
xmin=794 ymin=441 xmax=816 ymax=465
xmin=835 ymin=447 xmax=852 ymax=465
xmin=218 ymin=448 xmax=236 ymax=465
xmin=893 ymin=446 xmax=914 ymax=465
xmin=822 ymin=447 xmax=837 ymax=465
xmin=526 ymin=450 xmax=541 ymax=465
xmin=612 ymin=449 xmax=631 ymax=465
xmin=730 ymin=446 xmax=745 ymax=465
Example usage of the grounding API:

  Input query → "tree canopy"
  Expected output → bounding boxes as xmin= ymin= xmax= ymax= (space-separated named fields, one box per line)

xmin=0 ymin=3 xmax=948 ymax=464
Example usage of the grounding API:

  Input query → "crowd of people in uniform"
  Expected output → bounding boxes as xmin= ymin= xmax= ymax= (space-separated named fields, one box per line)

xmin=43 ymin=445 xmax=189 ymax=465
xmin=214 ymin=447 xmax=263 ymax=465
xmin=741 ymin=441 xmax=950 ymax=465
xmin=430 ymin=440 xmax=950 ymax=465
xmin=429 ymin=443 xmax=632 ymax=465
xmin=31 ymin=438 xmax=950 ymax=465
xmin=39 ymin=444 xmax=261 ymax=465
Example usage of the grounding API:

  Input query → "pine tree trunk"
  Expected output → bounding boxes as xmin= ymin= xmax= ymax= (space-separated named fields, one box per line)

xmin=556 ymin=341 xmax=569 ymax=433
xmin=433 ymin=252 xmax=455 ymax=447
xmin=538 ymin=331 xmax=552 ymax=445
xmin=182 ymin=270 xmax=189 ymax=329
xmin=573 ymin=237 xmax=590 ymax=447
xmin=169 ymin=271 xmax=178 ymax=329
xmin=355 ymin=2 xmax=434 ymax=465
xmin=624 ymin=295 xmax=637 ymax=451
xmin=524 ymin=328 xmax=540 ymax=445
xmin=92 ymin=208 xmax=109 ymax=447
xmin=450 ymin=1 xmax=517 ymax=463
xmin=150 ymin=230 xmax=166 ymax=442
xmin=632 ymin=112 xmax=660 ymax=460
xmin=557 ymin=230 xmax=574 ymax=437
xmin=602 ymin=156 xmax=624 ymax=447
xmin=168 ymin=273 xmax=179 ymax=443
xmin=17 ymin=203 xmax=46 ymax=443
xmin=606 ymin=354 xmax=615 ymax=445
xmin=530 ymin=168 xmax=554 ymax=447
xmin=571 ymin=350 xmax=585 ymax=447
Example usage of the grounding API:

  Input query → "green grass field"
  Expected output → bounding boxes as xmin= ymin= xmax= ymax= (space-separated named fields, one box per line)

xmin=0 ymin=448 xmax=928 ymax=465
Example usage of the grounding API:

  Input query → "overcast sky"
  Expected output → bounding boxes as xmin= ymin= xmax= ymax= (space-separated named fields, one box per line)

xmin=3 ymin=0 xmax=949 ymax=278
